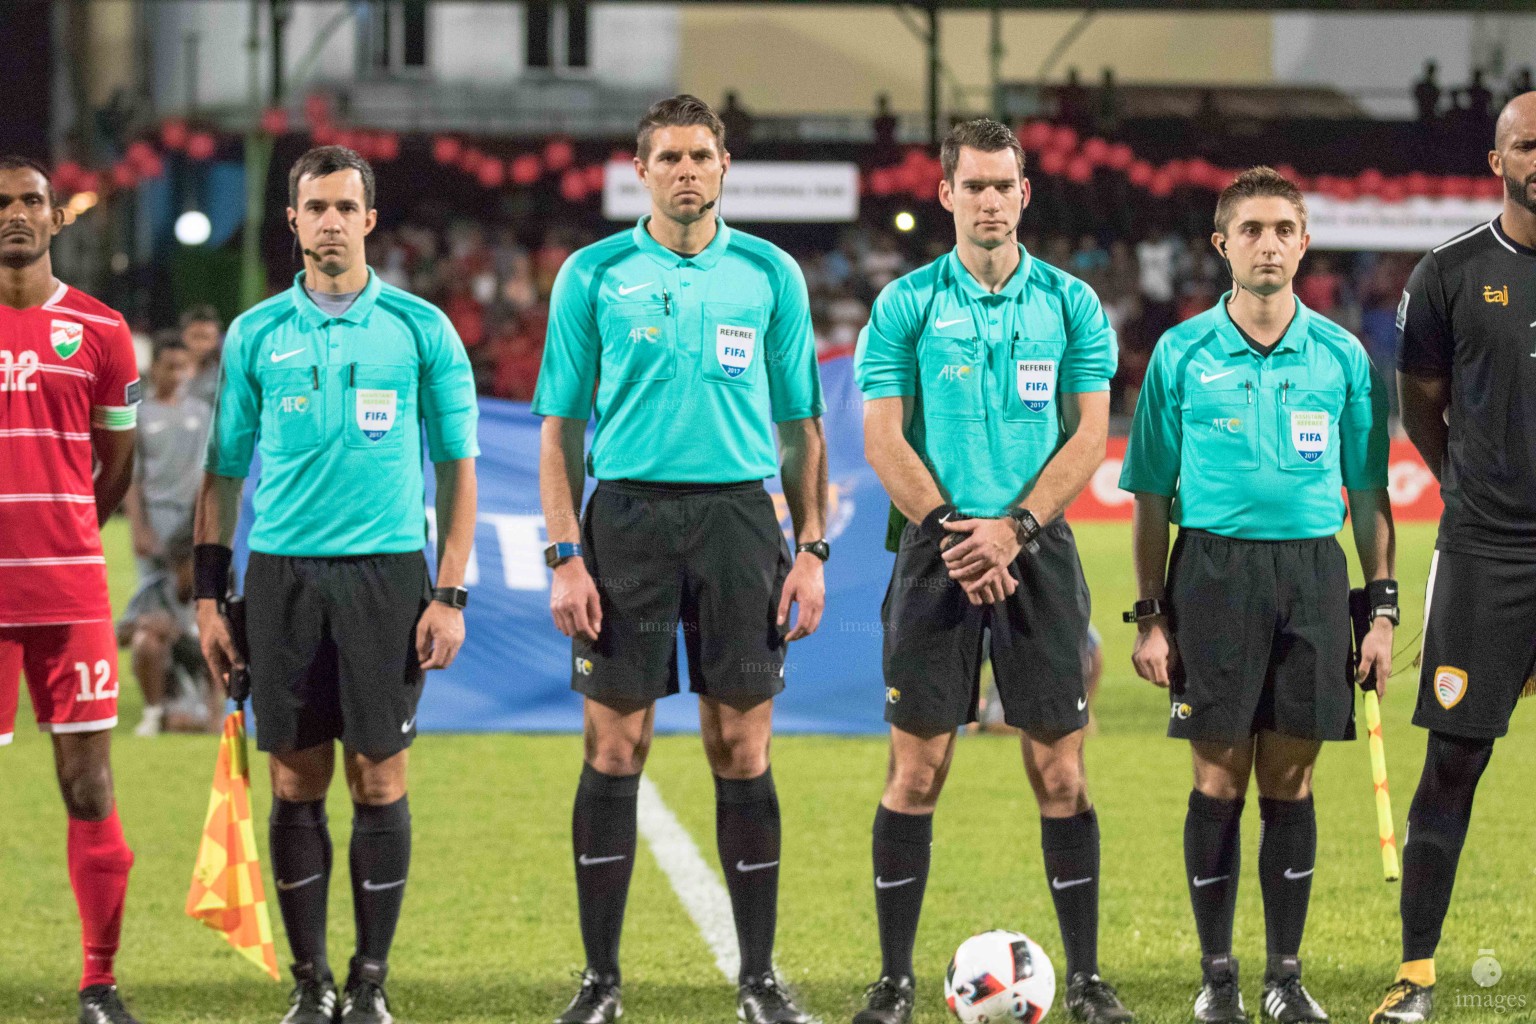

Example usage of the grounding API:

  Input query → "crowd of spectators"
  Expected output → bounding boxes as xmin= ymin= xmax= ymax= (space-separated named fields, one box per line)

xmin=374 ymin=216 xmax=1414 ymax=421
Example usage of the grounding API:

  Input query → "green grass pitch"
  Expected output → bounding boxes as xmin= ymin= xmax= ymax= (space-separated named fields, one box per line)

xmin=2 ymin=519 xmax=1533 ymax=1023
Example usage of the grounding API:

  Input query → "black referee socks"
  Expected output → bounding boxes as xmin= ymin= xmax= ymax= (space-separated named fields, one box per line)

xmin=871 ymin=805 xmax=932 ymax=982
xmin=270 ymin=797 xmax=332 ymax=978
xmin=1257 ymin=795 xmax=1316 ymax=961
xmin=1041 ymin=808 xmax=1101 ymax=979
xmin=1185 ymin=790 xmax=1243 ymax=957
xmin=715 ymin=770 xmax=782 ymax=982
xmin=350 ymin=795 xmax=411 ymax=964
xmin=1401 ymin=731 xmax=1494 ymax=962
xmin=573 ymin=764 xmax=640 ymax=981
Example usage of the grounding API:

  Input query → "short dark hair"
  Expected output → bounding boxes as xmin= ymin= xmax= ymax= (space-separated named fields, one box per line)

xmin=0 ymin=155 xmax=55 ymax=206
xmin=178 ymin=303 xmax=222 ymax=330
xmin=636 ymin=94 xmax=726 ymax=161
xmin=940 ymin=119 xmax=1026 ymax=182
xmin=1214 ymin=166 xmax=1307 ymax=234
xmin=288 ymin=146 xmax=375 ymax=210
xmin=151 ymin=333 xmax=189 ymax=362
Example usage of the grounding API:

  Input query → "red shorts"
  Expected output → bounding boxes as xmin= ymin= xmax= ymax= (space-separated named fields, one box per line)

xmin=0 ymin=622 xmax=120 ymax=746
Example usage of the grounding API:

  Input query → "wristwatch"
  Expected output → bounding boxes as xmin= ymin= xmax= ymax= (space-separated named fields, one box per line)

xmin=432 ymin=586 xmax=469 ymax=610
xmin=796 ymin=540 xmax=831 ymax=562
xmin=544 ymin=542 xmax=582 ymax=568
xmin=1122 ymin=597 xmax=1166 ymax=623
xmin=1006 ymin=507 xmax=1042 ymax=552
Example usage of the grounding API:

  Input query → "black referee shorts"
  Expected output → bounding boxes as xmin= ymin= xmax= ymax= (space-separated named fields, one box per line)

xmin=572 ymin=480 xmax=791 ymax=709
xmin=245 ymin=551 xmax=430 ymax=759
xmin=1413 ymin=548 xmax=1536 ymax=739
xmin=880 ymin=518 xmax=1092 ymax=736
xmin=1166 ymin=529 xmax=1355 ymax=744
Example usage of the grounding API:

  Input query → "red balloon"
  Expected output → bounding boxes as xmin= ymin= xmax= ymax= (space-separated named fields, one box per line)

xmin=1048 ymin=125 xmax=1078 ymax=154
xmin=303 ymin=92 xmax=331 ymax=125
xmin=1017 ymin=121 xmax=1049 ymax=152
xmin=1160 ymin=159 xmax=1187 ymax=188
xmin=432 ymin=137 xmax=461 ymax=165
xmin=1080 ymin=137 xmax=1110 ymax=165
xmin=544 ymin=138 xmax=576 ymax=172
xmin=586 ymin=164 xmax=606 ymax=191
xmin=311 ymin=123 xmax=338 ymax=146
xmin=459 ymin=149 xmax=484 ymax=175
xmin=53 ymin=161 xmax=83 ymax=194
xmin=1066 ymin=156 xmax=1094 ymax=184
xmin=374 ymin=133 xmax=400 ymax=162
xmin=869 ymin=168 xmax=897 ymax=196
xmin=125 ymin=141 xmax=156 ymax=170
xmin=75 ymin=170 xmax=100 ymax=195
xmin=160 ymin=119 xmax=189 ymax=152
xmin=477 ymin=159 xmax=505 ymax=189
xmin=510 ymin=154 xmax=542 ymax=186
xmin=260 ymin=108 xmax=289 ymax=136
xmin=1148 ymin=172 xmax=1175 ymax=198
xmin=110 ymin=162 xmax=138 ymax=190
xmin=1037 ymin=148 xmax=1068 ymax=177
xmin=1127 ymin=160 xmax=1155 ymax=187
xmin=560 ymin=168 xmax=588 ymax=203
xmin=1104 ymin=143 xmax=1134 ymax=171
xmin=186 ymin=133 xmax=216 ymax=161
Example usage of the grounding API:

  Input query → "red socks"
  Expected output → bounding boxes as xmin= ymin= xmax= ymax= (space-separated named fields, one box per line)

xmin=67 ymin=810 xmax=134 ymax=990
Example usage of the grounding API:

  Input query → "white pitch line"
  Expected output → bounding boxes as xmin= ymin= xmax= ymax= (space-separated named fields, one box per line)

xmin=636 ymin=774 xmax=741 ymax=980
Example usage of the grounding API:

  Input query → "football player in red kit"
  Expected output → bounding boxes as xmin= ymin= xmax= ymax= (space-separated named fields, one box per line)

xmin=0 ymin=156 xmax=145 ymax=1024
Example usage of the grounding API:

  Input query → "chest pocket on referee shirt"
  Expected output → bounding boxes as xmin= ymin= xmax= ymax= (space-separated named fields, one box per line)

xmin=259 ymin=366 xmax=324 ymax=452
xmin=345 ymin=363 xmax=415 ymax=450
xmin=918 ymin=335 xmax=984 ymax=421
xmin=1278 ymin=389 xmax=1342 ymax=472
xmin=1187 ymin=382 xmax=1258 ymax=471
xmin=601 ymin=300 xmax=676 ymax=383
xmin=702 ymin=302 xmax=765 ymax=388
xmin=1004 ymin=337 xmax=1062 ymax=422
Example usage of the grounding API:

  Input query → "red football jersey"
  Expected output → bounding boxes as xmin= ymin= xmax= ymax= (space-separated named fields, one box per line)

xmin=0 ymin=282 xmax=140 ymax=625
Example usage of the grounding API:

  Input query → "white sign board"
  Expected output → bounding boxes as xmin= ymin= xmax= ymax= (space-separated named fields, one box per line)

xmin=1303 ymin=194 xmax=1501 ymax=251
xmin=603 ymin=161 xmax=860 ymax=223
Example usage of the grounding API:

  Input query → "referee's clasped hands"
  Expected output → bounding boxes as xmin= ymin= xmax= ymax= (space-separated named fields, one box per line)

xmin=941 ymin=517 xmax=1021 ymax=607
xmin=1131 ymin=619 xmax=1177 ymax=689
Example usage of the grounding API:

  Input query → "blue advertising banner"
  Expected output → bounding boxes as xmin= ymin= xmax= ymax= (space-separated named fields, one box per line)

xmin=238 ymin=354 xmax=894 ymax=734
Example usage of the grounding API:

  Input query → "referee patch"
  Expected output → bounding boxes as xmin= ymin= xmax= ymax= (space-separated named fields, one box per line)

xmin=716 ymin=324 xmax=756 ymax=379
xmin=1016 ymin=359 xmax=1056 ymax=411
xmin=356 ymin=389 xmax=398 ymax=441
xmin=1434 ymin=666 xmax=1468 ymax=710
xmin=1290 ymin=410 xmax=1328 ymax=463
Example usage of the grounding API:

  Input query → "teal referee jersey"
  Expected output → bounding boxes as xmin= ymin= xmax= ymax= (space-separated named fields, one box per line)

xmin=855 ymin=245 xmax=1117 ymax=517
xmin=205 ymin=270 xmax=480 ymax=556
xmin=1119 ymin=295 xmax=1388 ymax=540
xmin=532 ymin=217 xmax=824 ymax=482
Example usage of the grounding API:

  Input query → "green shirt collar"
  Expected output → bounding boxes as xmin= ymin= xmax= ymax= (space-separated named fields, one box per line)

xmin=631 ymin=215 xmax=732 ymax=270
xmin=291 ymin=268 xmax=383 ymax=327
xmin=1214 ymin=292 xmax=1312 ymax=357
xmin=945 ymin=243 xmax=1032 ymax=302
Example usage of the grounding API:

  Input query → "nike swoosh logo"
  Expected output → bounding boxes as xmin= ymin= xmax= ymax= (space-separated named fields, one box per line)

xmin=1077 ymin=696 xmax=1088 ymax=711
xmin=579 ymin=854 xmax=628 ymax=866
xmin=401 ymin=717 xmax=415 ymax=734
xmin=1192 ymin=874 xmax=1230 ymax=888
xmin=276 ymin=873 xmax=323 ymax=892
xmin=876 ymin=875 xmax=917 ymax=890
xmin=736 ymin=859 xmax=779 ymax=873
xmin=617 ymin=282 xmax=653 ymax=296
xmin=1284 ymin=867 xmax=1315 ymax=880
xmin=1200 ymin=369 xmax=1237 ymax=384
xmin=361 ymin=878 xmax=406 ymax=892
xmin=1051 ymin=876 xmax=1093 ymax=890
xmin=934 ymin=317 xmax=969 ymax=330
xmin=270 ymin=348 xmax=305 ymax=363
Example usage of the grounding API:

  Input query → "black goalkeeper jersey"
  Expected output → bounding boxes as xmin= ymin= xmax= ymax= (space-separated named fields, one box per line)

xmin=1398 ymin=216 xmax=1536 ymax=561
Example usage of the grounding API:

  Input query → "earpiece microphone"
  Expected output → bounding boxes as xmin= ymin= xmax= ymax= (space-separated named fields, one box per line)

xmin=700 ymin=197 xmax=718 ymax=212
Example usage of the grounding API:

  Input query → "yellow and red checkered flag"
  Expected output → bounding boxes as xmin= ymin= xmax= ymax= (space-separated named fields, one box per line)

xmin=186 ymin=709 xmax=281 ymax=980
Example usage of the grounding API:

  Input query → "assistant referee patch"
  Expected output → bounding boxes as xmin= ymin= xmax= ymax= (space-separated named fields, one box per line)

xmin=1434 ymin=666 xmax=1468 ymax=710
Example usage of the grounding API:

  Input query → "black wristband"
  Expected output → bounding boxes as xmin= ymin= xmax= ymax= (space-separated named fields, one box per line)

xmin=918 ymin=504 xmax=961 ymax=547
xmin=193 ymin=543 xmax=233 ymax=602
xmin=1366 ymin=577 xmax=1400 ymax=623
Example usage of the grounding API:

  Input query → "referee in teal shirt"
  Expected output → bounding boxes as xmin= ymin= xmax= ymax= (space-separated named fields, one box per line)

xmin=194 ymin=147 xmax=479 ymax=1024
xmin=851 ymin=119 xmax=1132 ymax=1024
xmin=1120 ymin=167 xmax=1395 ymax=1024
xmin=534 ymin=96 xmax=827 ymax=1024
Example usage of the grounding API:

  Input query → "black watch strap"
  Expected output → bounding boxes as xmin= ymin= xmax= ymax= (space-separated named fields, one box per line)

xmin=432 ymin=586 xmax=469 ymax=610
xmin=796 ymin=540 xmax=830 ymax=562
xmin=1123 ymin=597 xmax=1166 ymax=623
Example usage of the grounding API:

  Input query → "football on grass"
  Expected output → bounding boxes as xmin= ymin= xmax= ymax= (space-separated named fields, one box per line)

xmin=943 ymin=930 xmax=1055 ymax=1024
